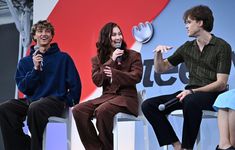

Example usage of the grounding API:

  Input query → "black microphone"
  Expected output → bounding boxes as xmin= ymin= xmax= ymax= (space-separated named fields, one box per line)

xmin=33 ymin=45 xmax=43 ymax=71
xmin=158 ymin=97 xmax=179 ymax=111
xmin=114 ymin=42 xmax=122 ymax=65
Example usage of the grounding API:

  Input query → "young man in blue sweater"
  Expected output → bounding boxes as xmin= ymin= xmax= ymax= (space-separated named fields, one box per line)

xmin=0 ymin=20 xmax=82 ymax=150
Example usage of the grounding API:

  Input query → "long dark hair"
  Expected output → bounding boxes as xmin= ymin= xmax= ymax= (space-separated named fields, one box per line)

xmin=96 ymin=22 xmax=128 ymax=64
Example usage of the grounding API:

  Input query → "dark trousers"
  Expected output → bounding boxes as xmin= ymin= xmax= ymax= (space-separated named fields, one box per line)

xmin=72 ymin=101 xmax=131 ymax=150
xmin=0 ymin=97 xmax=65 ymax=150
xmin=141 ymin=91 xmax=222 ymax=149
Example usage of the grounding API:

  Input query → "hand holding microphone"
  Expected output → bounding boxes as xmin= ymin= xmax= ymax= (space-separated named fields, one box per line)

xmin=158 ymin=97 xmax=179 ymax=111
xmin=33 ymin=45 xmax=43 ymax=71
xmin=113 ymin=42 xmax=123 ymax=65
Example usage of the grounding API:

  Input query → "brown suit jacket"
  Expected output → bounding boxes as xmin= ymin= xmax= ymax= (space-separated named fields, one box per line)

xmin=90 ymin=50 xmax=143 ymax=116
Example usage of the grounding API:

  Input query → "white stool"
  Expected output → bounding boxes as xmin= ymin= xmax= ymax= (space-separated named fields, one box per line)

xmin=42 ymin=107 xmax=72 ymax=150
xmin=112 ymin=90 xmax=149 ymax=150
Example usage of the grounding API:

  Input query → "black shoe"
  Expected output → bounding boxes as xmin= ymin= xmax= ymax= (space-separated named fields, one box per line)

xmin=227 ymin=146 xmax=235 ymax=150
xmin=216 ymin=145 xmax=235 ymax=150
xmin=216 ymin=145 xmax=222 ymax=150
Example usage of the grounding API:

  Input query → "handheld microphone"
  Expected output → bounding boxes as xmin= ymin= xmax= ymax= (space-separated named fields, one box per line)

xmin=114 ymin=42 xmax=122 ymax=65
xmin=33 ymin=45 xmax=43 ymax=71
xmin=158 ymin=97 xmax=179 ymax=111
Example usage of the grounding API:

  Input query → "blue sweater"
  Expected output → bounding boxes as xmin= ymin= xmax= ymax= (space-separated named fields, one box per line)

xmin=15 ymin=43 xmax=82 ymax=106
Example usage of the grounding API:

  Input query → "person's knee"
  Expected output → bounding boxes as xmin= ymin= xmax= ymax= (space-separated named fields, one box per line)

xmin=72 ymin=103 xmax=92 ymax=123
xmin=0 ymin=100 xmax=10 ymax=112
xmin=183 ymin=96 xmax=198 ymax=111
xmin=141 ymin=100 xmax=150 ymax=113
xmin=94 ymin=105 xmax=113 ymax=120
xmin=72 ymin=105 xmax=83 ymax=119
xmin=27 ymin=101 xmax=41 ymax=117
xmin=0 ymin=102 xmax=9 ymax=118
xmin=141 ymin=98 xmax=157 ymax=114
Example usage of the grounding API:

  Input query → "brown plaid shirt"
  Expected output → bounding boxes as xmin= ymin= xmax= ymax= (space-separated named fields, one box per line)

xmin=168 ymin=35 xmax=232 ymax=87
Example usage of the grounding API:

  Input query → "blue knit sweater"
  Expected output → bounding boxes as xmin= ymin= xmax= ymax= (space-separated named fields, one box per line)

xmin=15 ymin=43 xmax=82 ymax=106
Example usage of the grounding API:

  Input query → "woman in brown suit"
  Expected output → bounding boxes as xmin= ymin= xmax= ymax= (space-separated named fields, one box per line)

xmin=72 ymin=22 xmax=143 ymax=150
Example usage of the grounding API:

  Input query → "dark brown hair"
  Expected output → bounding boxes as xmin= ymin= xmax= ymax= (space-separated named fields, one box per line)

xmin=31 ymin=20 xmax=55 ymax=42
xmin=183 ymin=5 xmax=214 ymax=32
